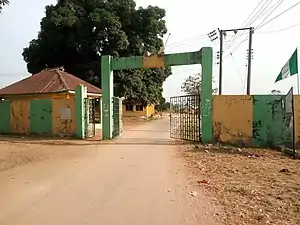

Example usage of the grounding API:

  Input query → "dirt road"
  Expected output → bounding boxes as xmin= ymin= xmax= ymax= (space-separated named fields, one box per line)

xmin=0 ymin=117 xmax=217 ymax=225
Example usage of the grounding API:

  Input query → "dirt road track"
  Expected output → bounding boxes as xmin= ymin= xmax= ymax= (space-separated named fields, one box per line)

xmin=0 ymin=117 xmax=217 ymax=225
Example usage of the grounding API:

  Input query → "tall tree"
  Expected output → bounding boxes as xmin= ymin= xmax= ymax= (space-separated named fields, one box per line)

xmin=22 ymin=0 xmax=171 ymax=106
xmin=181 ymin=73 xmax=218 ymax=95
xmin=0 ymin=0 xmax=9 ymax=13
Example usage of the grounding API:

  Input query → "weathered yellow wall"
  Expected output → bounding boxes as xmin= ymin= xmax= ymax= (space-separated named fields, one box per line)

xmin=146 ymin=104 xmax=155 ymax=117
xmin=123 ymin=104 xmax=144 ymax=117
xmin=10 ymin=100 xmax=30 ymax=134
xmin=2 ymin=92 xmax=70 ymax=100
xmin=212 ymin=95 xmax=253 ymax=145
xmin=123 ymin=111 xmax=145 ymax=117
xmin=7 ymin=92 xmax=76 ymax=136
xmin=143 ymin=55 xmax=164 ymax=69
xmin=52 ymin=96 xmax=76 ymax=136
xmin=293 ymin=95 xmax=300 ymax=145
xmin=122 ymin=104 xmax=155 ymax=117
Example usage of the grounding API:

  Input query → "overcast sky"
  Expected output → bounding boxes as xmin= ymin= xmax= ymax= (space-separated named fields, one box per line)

xmin=0 ymin=0 xmax=299 ymax=99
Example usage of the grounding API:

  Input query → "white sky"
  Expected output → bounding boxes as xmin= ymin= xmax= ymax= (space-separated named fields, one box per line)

xmin=0 ymin=0 xmax=300 ymax=100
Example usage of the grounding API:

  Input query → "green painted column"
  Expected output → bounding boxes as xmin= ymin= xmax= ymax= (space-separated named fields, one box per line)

xmin=30 ymin=99 xmax=52 ymax=134
xmin=200 ymin=47 xmax=213 ymax=143
xmin=252 ymin=95 xmax=285 ymax=147
xmin=75 ymin=85 xmax=86 ymax=139
xmin=0 ymin=100 xmax=11 ymax=134
xmin=99 ymin=97 xmax=103 ymax=130
xmin=101 ymin=55 xmax=113 ymax=139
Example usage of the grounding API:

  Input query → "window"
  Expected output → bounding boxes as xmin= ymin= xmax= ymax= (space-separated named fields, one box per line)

xmin=126 ymin=104 xmax=134 ymax=111
xmin=136 ymin=105 xmax=143 ymax=111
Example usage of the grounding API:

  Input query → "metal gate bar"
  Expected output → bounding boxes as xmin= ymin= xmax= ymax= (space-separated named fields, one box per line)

xmin=112 ymin=97 xmax=123 ymax=138
xmin=170 ymin=95 xmax=201 ymax=141
xmin=84 ymin=98 xmax=96 ymax=138
xmin=88 ymin=98 xmax=96 ymax=137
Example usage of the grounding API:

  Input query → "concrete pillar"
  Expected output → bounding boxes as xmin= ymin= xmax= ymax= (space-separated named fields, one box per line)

xmin=200 ymin=47 xmax=213 ymax=143
xmin=75 ymin=85 xmax=87 ymax=139
xmin=101 ymin=55 xmax=113 ymax=139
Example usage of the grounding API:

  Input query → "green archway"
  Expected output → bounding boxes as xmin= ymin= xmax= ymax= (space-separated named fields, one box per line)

xmin=101 ymin=47 xmax=213 ymax=143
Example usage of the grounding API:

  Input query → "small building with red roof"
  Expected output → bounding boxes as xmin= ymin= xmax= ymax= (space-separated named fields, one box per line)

xmin=0 ymin=67 xmax=101 ymax=137
xmin=0 ymin=67 xmax=101 ymax=98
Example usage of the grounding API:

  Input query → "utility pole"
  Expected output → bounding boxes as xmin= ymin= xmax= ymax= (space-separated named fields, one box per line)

xmin=208 ymin=27 xmax=254 ymax=95
xmin=218 ymin=28 xmax=223 ymax=95
xmin=246 ymin=27 xmax=254 ymax=95
xmin=207 ymin=29 xmax=222 ymax=94
xmin=210 ymin=27 xmax=254 ymax=94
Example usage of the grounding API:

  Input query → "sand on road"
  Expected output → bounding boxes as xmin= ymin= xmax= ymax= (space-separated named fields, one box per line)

xmin=0 ymin=117 xmax=218 ymax=225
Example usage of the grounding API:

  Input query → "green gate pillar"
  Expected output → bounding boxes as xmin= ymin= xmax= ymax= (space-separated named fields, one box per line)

xmin=200 ymin=47 xmax=213 ymax=143
xmin=75 ymin=84 xmax=87 ymax=139
xmin=101 ymin=55 xmax=113 ymax=139
xmin=99 ymin=97 xmax=103 ymax=130
xmin=101 ymin=47 xmax=214 ymax=142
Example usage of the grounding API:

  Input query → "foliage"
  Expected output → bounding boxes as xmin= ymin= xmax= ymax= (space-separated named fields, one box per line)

xmin=156 ymin=97 xmax=170 ymax=111
xmin=22 ymin=0 xmax=171 ymax=106
xmin=160 ymin=102 xmax=171 ymax=111
xmin=0 ymin=0 xmax=9 ymax=13
xmin=181 ymin=73 xmax=218 ymax=95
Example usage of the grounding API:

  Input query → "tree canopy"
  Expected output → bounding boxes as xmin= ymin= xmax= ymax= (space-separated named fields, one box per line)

xmin=0 ymin=0 xmax=9 ymax=13
xmin=22 ymin=0 xmax=171 ymax=105
xmin=181 ymin=73 xmax=218 ymax=95
xmin=160 ymin=102 xmax=171 ymax=111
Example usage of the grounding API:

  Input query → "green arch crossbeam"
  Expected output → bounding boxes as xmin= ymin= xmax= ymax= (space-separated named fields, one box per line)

xmin=101 ymin=47 xmax=213 ymax=143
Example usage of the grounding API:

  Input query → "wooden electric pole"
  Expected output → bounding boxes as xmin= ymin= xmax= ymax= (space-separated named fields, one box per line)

xmin=209 ymin=27 xmax=254 ymax=95
xmin=246 ymin=27 xmax=254 ymax=95
xmin=218 ymin=28 xmax=223 ymax=95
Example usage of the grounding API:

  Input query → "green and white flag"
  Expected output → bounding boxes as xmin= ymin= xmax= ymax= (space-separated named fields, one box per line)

xmin=275 ymin=49 xmax=298 ymax=83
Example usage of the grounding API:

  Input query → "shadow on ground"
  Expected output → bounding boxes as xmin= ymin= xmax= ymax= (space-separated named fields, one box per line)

xmin=0 ymin=135 xmax=192 ymax=146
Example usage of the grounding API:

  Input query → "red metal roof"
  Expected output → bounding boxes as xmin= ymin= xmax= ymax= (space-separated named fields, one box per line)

xmin=0 ymin=68 xmax=102 ymax=95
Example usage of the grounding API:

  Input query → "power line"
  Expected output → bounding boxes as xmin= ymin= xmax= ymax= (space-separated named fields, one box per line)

xmin=174 ymin=64 xmax=218 ymax=78
xmin=256 ymin=1 xmax=300 ymax=30
xmin=212 ymin=27 xmax=253 ymax=95
xmin=246 ymin=0 xmax=275 ymax=26
xmin=229 ymin=52 xmax=245 ymax=86
xmin=257 ymin=22 xmax=300 ymax=33
xmin=225 ymin=0 xmax=285 ymax=53
xmin=228 ymin=14 xmax=299 ymax=53
xmin=240 ymin=0 xmax=266 ymax=27
xmin=226 ymin=0 xmax=273 ymax=50
xmin=166 ymin=39 xmax=209 ymax=51
xmin=227 ymin=0 xmax=265 ymax=44
xmin=166 ymin=34 xmax=208 ymax=48
xmin=254 ymin=0 xmax=285 ymax=29
xmin=225 ymin=37 xmax=249 ymax=57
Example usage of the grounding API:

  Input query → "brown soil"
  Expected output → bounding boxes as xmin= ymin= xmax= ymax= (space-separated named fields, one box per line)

xmin=0 ymin=137 xmax=93 ymax=172
xmin=0 ymin=117 xmax=151 ymax=172
xmin=0 ymin=117 xmax=217 ymax=225
xmin=179 ymin=144 xmax=300 ymax=225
